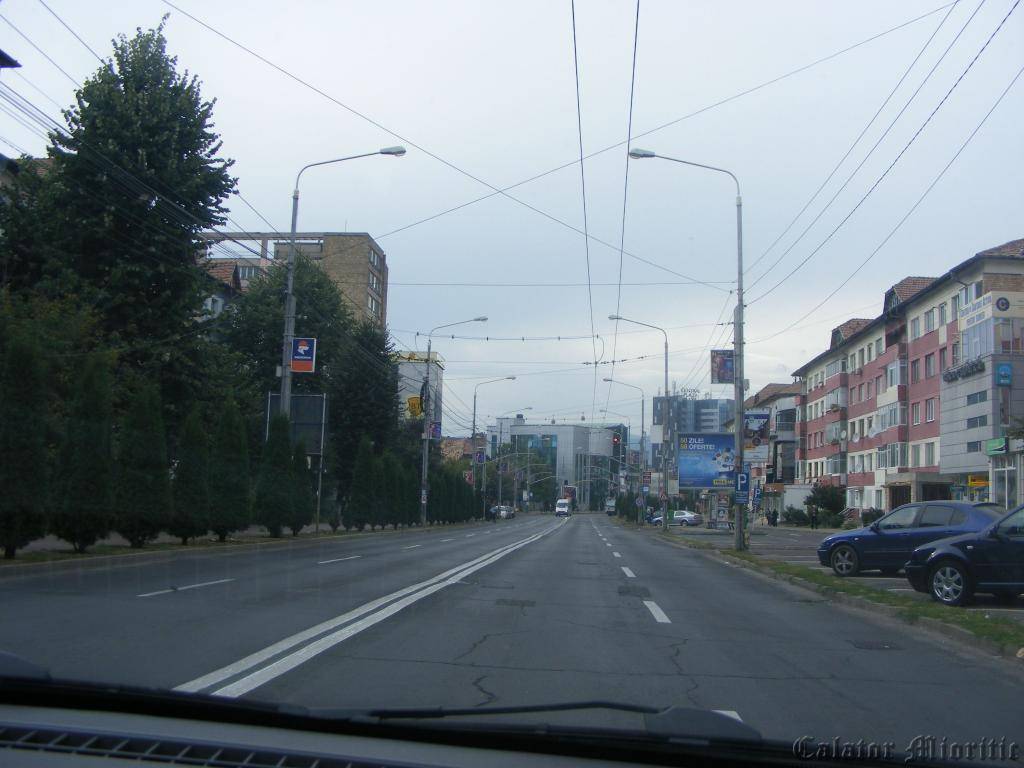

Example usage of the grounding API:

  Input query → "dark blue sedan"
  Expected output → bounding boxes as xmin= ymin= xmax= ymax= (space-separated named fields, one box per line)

xmin=816 ymin=502 xmax=1003 ymax=577
xmin=905 ymin=505 xmax=1024 ymax=606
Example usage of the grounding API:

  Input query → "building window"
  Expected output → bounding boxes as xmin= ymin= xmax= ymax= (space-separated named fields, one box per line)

xmin=866 ymin=415 xmax=873 ymax=433
xmin=924 ymin=309 xmax=935 ymax=332
xmin=867 ymin=343 xmax=873 ymax=362
xmin=966 ymin=390 xmax=987 ymax=405
xmin=912 ymin=402 xmax=921 ymax=425
xmin=974 ymin=280 xmax=984 ymax=300
xmin=876 ymin=338 xmax=883 ymax=356
xmin=939 ymin=347 xmax=947 ymax=372
xmin=911 ymin=444 xmax=920 ymax=467
xmin=910 ymin=318 xmax=920 ymax=339
xmin=939 ymin=303 xmax=947 ymax=325
xmin=910 ymin=359 xmax=920 ymax=384
xmin=925 ymin=442 xmax=935 ymax=466
xmin=951 ymin=294 xmax=960 ymax=316
xmin=926 ymin=398 xmax=935 ymax=422
xmin=858 ymin=349 xmax=865 ymax=368
xmin=858 ymin=383 xmax=864 ymax=401
xmin=877 ymin=446 xmax=888 ymax=469
xmin=966 ymin=415 xmax=988 ymax=429
xmin=849 ymin=387 xmax=856 ymax=404
xmin=875 ymin=374 xmax=883 ymax=395
xmin=966 ymin=441 xmax=982 ymax=453
xmin=961 ymin=318 xmax=994 ymax=361
xmin=866 ymin=380 xmax=873 ymax=399
xmin=368 ymin=272 xmax=382 ymax=292
xmin=367 ymin=293 xmax=381 ymax=317
xmin=952 ymin=341 xmax=960 ymax=366
xmin=875 ymin=489 xmax=884 ymax=508
xmin=925 ymin=353 xmax=935 ymax=378
xmin=866 ymin=453 xmax=873 ymax=472
xmin=369 ymin=249 xmax=381 ymax=268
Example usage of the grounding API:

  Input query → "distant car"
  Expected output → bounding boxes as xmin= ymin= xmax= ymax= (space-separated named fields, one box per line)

xmin=817 ymin=501 xmax=1003 ymax=577
xmin=486 ymin=506 xmax=498 ymax=522
xmin=672 ymin=511 xmax=703 ymax=527
xmin=905 ymin=505 xmax=1024 ymax=606
xmin=497 ymin=506 xmax=514 ymax=520
xmin=555 ymin=499 xmax=571 ymax=517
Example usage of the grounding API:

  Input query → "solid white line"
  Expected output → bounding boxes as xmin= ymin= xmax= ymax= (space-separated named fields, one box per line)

xmin=465 ymin=534 xmax=475 ymax=538
xmin=613 ymin=552 xmax=621 ymax=558
xmin=402 ymin=544 xmax=422 ymax=550
xmin=643 ymin=600 xmax=671 ymax=624
xmin=621 ymin=567 xmax=636 ymax=578
xmin=317 ymin=555 xmax=361 ymax=565
xmin=212 ymin=523 xmax=564 ymax=698
xmin=175 ymin=522 xmax=565 ymax=696
xmin=137 ymin=578 xmax=235 ymax=598
xmin=439 ymin=538 xmax=454 ymax=543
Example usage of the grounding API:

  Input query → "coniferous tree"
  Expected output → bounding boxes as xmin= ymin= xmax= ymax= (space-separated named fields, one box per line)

xmin=115 ymin=384 xmax=172 ymax=548
xmin=288 ymin=441 xmax=315 ymax=536
xmin=208 ymin=397 xmax=250 ymax=542
xmin=52 ymin=352 xmax=114 ymax=553
xmin=347 ymin=437 xmax=376 ymax=532
xmin=169 ymin=405 xmax=210 ymax=545
xmin=254 ymin=414 xmax=292 ymax=538
xmin=0 ymin=329 xmax=48 ymax=558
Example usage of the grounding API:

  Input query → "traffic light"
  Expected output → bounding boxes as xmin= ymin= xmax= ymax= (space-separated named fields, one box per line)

xmin=612 ymin=432 xmax=621 ymax=447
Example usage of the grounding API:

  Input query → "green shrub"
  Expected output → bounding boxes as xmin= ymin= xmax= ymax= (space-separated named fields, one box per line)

xmin=782 ymin=505 xmax=808 ymax=526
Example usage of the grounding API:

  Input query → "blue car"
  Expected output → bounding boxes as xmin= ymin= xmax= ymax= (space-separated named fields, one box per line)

xmin=905 ymin=505 xmax=1024 ymax=606
xmin=816 ymin=502 xmax=1003 ymax=577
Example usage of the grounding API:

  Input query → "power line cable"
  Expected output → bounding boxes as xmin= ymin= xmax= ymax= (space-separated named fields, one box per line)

xmin=748 ymin=59 xmax=1024 ymax=346
xmin=35 ymin=0 xmax=107 ymax=67
xmin=746 ymin=0 xmax=1018 ymax=305
xmin=0 ymin=12 xmax=80 ymax=86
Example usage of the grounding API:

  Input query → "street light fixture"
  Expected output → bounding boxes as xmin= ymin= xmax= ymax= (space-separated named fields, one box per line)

xmin=604 ymin=377 xmax=647 ymax=525
xmin=629 ymin=146 xmax=746 ymax=550
xmin=419 ymin=316 xmax=488 ymax=525
xmin=280 ymin=146 xmax=407 ymax=418
xmin=608 ymin=314 xmax=670 ymax=530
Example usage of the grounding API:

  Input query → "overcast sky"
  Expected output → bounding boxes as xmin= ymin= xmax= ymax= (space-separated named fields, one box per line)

xmin=2 ymin=0 xmax=1022 ymax=437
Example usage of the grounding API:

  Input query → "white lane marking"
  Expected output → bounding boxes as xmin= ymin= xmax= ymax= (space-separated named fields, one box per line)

xmin=714 ymin=710 xmax=743 ymax=722
xmin=613 ymin=552 xmax=622 ymax=558
xmin=402 ymin=544 xmax=422 ymax=550
xmin=465 ymin=534 xmax=476 ymax=538
xmin=137 ymin=578 xmax=235 ymax=598
xmin=318 ymin=555 xmax=361 ymax=565
xmin=606 ymin=543 xmax=612 ymax=547
xmin=643 ymin=600 xmax=671 ymax=624
xmin=211 ymin=523 xmax=564 ymax=698
xmin=621 ymin=567 xmax=636 ymax=578
xmin=440 ymin=538 xmax=454 ymax=543
xmin=176 ymin=522 xmax=565 ymax=695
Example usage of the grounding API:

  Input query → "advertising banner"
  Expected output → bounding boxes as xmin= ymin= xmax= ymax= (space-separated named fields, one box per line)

xmin=676 ymin=433 xmax=735 ymax=488
xmin=744 ymin=410 xmax=770 ymax=462
xmin=291 ymin=337 xmax=317 ymax=373
xmin=710 ymin=349 xmax=734 ymax=384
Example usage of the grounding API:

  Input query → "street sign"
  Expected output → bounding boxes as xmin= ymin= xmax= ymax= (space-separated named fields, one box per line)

xmin=463 ymin=470 xmax=474 ymax=485
xmin=430 ymin=422 xmax=441 ymax=439
xmin=291 ymin=337 xmax=316 ymax=373
xmin=997 ymin=363 xmax=1013 ymax=387
xmin=642 ymin=485 xmax=650 ymax=494
xmin=475 ymin=451 xmax=486 ymax=465
xmin=735 ymin=470 xmax=749 ymax=505
xmin=420 ymin=490 xmax=427 ymax=504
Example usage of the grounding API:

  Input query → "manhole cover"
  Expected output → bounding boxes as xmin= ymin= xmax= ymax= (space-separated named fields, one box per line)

xmin=496 ymin=598 xmax=535 ymax=608
xmin=618 ymin=585 xmax=651 ymax=598
xmin=850 ymin=639 xmax=902 ymax=651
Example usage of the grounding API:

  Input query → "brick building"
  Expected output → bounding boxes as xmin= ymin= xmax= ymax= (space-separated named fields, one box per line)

xmin=792 ymin=238 xmax=1024 ymax=513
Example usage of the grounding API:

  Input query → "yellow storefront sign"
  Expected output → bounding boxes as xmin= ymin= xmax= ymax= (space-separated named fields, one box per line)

xmin=968 ymin=474 xmax=989 ymax=488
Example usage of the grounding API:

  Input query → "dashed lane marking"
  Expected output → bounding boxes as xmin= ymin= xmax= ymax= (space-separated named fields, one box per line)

xmin=138 ymin=578 xmax=235 ymax=598
xmin=318 ymin=555 xmax=361 ymax=565
xmin=643 ymin=600 xmax=671 ymax=624
xmin=621 ymin=567 xmax=636 ymax=578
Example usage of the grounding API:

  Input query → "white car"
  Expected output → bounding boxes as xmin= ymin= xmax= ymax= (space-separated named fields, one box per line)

xmin=671 ymin=510 xmax=703 ymax=527
xmin=554 ymin=499 xmax=571 ymax=517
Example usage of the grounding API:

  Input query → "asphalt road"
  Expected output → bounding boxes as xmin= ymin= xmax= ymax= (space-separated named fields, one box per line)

xmin=3 ymin=513 xmax=1022 ymax=750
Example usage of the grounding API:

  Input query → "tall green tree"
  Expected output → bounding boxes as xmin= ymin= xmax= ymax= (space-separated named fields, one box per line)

xmin=380 ymin=451 xmax=403 ymax=529
xmin=0 ymin=329 xmax=48 ymax=558
xmin=208 ymin=397 xmax=250 ymax=542
xmin=169 ymin=405 xmax=210 ymax=544
xmin=51 ymin=351 xmax=114 ymax=553
xmin=254 ymin=414 xmax=292 ymax=538
xmin=115 ymin=383 xmax=172 ymax=548
xmin=288 ymin=441 xmax=315 ymax=536
xmin=346 ymin=437 xmax=376 ymax=532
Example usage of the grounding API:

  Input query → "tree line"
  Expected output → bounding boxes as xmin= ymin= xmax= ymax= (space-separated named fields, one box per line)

xmin=0 ymin=19 xmax=469 ymax=558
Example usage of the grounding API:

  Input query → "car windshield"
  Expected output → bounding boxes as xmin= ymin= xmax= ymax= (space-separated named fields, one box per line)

xmin=2 ymin=1 xmax=1023 ymax=762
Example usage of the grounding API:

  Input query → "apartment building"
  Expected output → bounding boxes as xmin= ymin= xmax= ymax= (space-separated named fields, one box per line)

xmin=793 ymin=238 xmax=1024 ymax=513
xmin=200 ymin=231 xmax=389 ymax=325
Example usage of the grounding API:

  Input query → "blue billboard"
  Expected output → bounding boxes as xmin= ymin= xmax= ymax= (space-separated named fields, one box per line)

xmin=677 ymin=434 xmax=736 ymax=488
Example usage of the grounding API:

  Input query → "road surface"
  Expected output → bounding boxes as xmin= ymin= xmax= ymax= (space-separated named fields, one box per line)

xmin=2 ymin=513 xmax=1021 ymax=747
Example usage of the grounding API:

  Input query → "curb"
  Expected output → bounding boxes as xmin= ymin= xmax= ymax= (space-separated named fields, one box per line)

xmin=0 ymin=516 xmax=530 ymax=579
xmin=647 ymin=528 xmax=1024 ymax=667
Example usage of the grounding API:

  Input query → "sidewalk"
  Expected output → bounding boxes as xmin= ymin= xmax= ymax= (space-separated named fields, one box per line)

xmin=665 ymin=523 xmax=1024 ymax=624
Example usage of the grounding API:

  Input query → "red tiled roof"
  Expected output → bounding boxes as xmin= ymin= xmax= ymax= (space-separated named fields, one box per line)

xmin=744 ymin=381 xmax=802 ymax=408
xmin=200 ymin=260 xmax=241 ymax=292
xmin=891 ymin=276 xmax=935 ymax=301
xmin=976 ymin=239 xmax=1024 ymax=258
xmin=835 ymin=318 xmax=873 ymax=339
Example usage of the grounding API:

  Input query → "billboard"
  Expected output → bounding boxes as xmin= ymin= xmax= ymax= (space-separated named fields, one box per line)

xmin=744 ymin=410 xmax=770 ymax=462
xmin=291 ymin=337 xmax=316 ymax=373
xmin=711 ymin=349 xmax=734 ymax=384
xmin=677 ymin=433 xmax=735 ymax=488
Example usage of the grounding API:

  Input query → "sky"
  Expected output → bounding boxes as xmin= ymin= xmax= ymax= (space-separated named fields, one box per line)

xmin=1 ymin=0 xmax=1022 ymax=438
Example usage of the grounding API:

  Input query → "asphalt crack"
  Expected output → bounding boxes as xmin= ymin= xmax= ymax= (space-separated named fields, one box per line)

xmin=472 ymin=674 xmax=498 ymax=706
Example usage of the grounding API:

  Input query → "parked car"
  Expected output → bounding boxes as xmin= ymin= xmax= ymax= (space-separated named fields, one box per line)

xmin=496 ymin=505 xmax=515 ymax=520
xmin=816 ymin=501 xmax=1003 ymax=577
xmin=672 ymin=511 xmax=703 ymax=527
xmin=486 ymin=506 xmax=499 ymax=522
xmin=905 ymin=505 xmax=1024 ymax=606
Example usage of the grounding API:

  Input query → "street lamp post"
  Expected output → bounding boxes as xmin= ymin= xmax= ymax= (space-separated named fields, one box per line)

xmin=629 ymin=147 xmax=746 ymax=550
xmin=604 ymin=378 xmax=646 ymax=524
xmin=610 ymin=314 xmax=670 ymax=530
xmin=495 ymin=407 xmax=532 ymax=507
xmin=472 ymin=377 xmax=516 ymax=515
xmin=601 ymin=408 xmax=631 ymax=504
xmin=419 ymin=316 xmax=488 ymax=525
xmin=280 ymin=146 xmax=406 ymax=418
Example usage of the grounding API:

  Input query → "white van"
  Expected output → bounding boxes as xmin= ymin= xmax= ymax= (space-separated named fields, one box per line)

xmin=555 ymin=499 xmax=571 ymax=517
